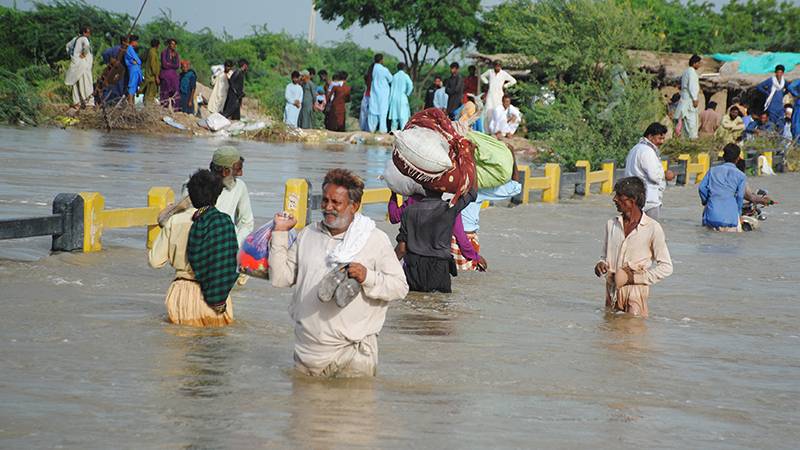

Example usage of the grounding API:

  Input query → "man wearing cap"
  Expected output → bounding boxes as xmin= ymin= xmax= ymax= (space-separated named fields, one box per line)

xmin=298 ymin=70 xmax=316 ymax=129
xmin=180 ymin=146 xmax=254 ymax=246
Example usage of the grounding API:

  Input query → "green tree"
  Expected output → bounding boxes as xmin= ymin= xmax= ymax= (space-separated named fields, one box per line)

xmin=480 ymin=0 xmax=664 ymax=169
xmin=0 ymin=0 xmax=132 ymax=70
xmin=314 ymin=0 xmax=481 ymax=85
xmin=480 ymin=0 xmax=660 ymax=82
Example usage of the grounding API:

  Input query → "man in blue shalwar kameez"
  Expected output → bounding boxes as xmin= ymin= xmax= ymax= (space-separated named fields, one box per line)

xmin=698 ymin=144 xmax=746 ymax=232
xmin=756 ymin=65 xmax=787 ymax=133
xmin=368 ymin=54 xmax=393 ymax=133
xmin=785 ymin=78 xmax=800 ymax=139
xmin=124 ymin=35 xmax=143 ymax=106
xmin=388 ymin=63 xmax=413 ymax=131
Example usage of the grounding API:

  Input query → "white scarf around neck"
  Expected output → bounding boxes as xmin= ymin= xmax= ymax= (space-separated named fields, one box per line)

xmin=764 ymin=76 xmax=785 ymax=109
xmin=325 ymin=213 xmax=375 ymax=267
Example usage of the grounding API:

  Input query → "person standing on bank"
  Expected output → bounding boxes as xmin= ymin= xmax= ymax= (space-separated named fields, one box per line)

xmin=269 ymin=169 xmax=408 ymax=377
xmin=142 ymin=38 xmax=160 ymax=105
xmin=298 ymin=69 xmax=316 ymax=129
xmin=388 ymin=63 xmax=413 ymax=131
xmin=445 ymin=62 xmax=464 ymax=119
xmin=284 ymin=70 xmax=303 ymax=127
xmin=124 ymin=34 xmax=143 ymax=107
xmin=595 ymin=177 xmax=673 ymax=318
xmin=676 ymin=54 xmax=702 ymax=139
xmin=325 ymin=71 xmax=351 ymax=132
xmin=159 ymin=38 xmax=180 ymax=110
xmin=756 ymin=64 xmax=788 ymax=132
xmin=368 ymin=53 xmax=393 ymax=133
xmin=624 ymin=122 xmax=673 ymax=220
xmin=64 ymin=25 xmax=94 ymax=109
xmin=222 ymin=59 xmax=248 ymax=120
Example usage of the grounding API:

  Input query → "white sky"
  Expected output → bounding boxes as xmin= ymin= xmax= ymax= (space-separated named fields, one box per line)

xmin=2 ymin=0 xmax=505 ymax=57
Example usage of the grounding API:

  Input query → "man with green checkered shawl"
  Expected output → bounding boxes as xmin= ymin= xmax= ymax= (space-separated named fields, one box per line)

xmin=186 ymin=169 xmax=239 ymax=314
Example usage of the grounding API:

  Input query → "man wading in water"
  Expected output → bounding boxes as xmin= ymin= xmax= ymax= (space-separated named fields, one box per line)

xmin=269 ymin=169 xmax=408 ymax=377
xmin=595 ymin=177 xmax=673 ymax=317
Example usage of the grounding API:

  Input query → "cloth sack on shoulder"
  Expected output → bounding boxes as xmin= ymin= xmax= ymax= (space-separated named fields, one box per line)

xmin=392 ymin=127 xmax=452 ymax=177
xmin=466 ymin=130 xmax=514 ymax=188
xmin=381 ymin=159 xmax=425 ymax=197
xmin=393 ymin=108 xmax=477 ymax=204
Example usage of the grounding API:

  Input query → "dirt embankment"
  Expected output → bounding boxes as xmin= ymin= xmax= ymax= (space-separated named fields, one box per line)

xmin=40 ymin=81 xmax=543 ymax=157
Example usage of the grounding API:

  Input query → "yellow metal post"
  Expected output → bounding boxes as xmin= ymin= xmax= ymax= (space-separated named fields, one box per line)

xmin=696 ymin=153 xmax=710 ymax=183
xmin=79 ymin=192 xmax=104 ymax=252
xmin=600 ymin=162 xmax=614 ymax=194
xmin=283 ymin=179 xmax=309 ymax=230
xmin=764 ymin=151 xmax=773 ymax=171
xmin=147 ymin=187 xmax=174 ymax=249
xmin=518 ymin=165 xmax=531 ymax=204
xmin=575 ymin=160 xmax=590 ymax=197
xmin=542 ymin=163 xmax=560 ymax=203
xmin=359 ymin=187 xmax=392 ymax=208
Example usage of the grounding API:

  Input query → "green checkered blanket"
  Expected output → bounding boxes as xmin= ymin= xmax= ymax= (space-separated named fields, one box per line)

xmin=187 ymin=206 xmax=239 ymax=307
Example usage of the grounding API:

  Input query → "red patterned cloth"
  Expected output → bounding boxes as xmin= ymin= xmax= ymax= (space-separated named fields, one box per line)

xmin=393 ymin=108 xmax=476 ymax=204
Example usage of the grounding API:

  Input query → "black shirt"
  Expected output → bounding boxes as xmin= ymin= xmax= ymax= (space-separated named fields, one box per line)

xmin=424 ymin=85 xmax=437 ymax=109
xmin=445 ymin=74 xmax=464 ymax=115
xmin=397 ymin=189 xmax=477 ymax=259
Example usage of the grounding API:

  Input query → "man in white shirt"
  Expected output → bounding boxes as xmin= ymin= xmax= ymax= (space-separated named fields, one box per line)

xmin=624 ymin=122 xmax=672 ymax=220
xmin=180 ymin=146 xmax=254 ymax=246
xmin=270 ymin=169 xmax=408 ymax=377
xmin=489 ymin=95 xmax=522 ymax=138
xmin=676 ymin=54 xmax=701 ymax=139
xmin=481 ymin=60 xmax=517 ymax=131
xmin=284 ymin=70 xmax=303 ymax=127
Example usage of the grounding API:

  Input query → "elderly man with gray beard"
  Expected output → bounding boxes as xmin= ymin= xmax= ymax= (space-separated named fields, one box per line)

xmin=270 ymin=168 xmax=409 ymax=377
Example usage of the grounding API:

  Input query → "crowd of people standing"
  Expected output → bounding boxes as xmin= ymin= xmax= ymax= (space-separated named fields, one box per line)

xmin=281 ymin=53 xmax=522 ymax=138
xmin=64 ymin=25 xmax=249 ymax=120
xmin=671 ymin=54 xmax=800 ymax=144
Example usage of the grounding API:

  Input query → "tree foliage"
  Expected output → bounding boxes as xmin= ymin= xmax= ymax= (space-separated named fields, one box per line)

xmin=480 ymin=0 xmax=664 ymax=169
xmin=314 ymin=0 xmax=481 ymax=84
xmin=626 ymin=0 xmax=800 ymax=54
xmin=0 ymin=1 xmax=132 ymax=70
xmin=480 ymin=0 xmax=659 ymax=82
xmin=0 ymin=2 xmax=392 ymax=120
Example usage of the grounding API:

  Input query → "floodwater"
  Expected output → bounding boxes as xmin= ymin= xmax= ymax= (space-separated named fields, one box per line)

xmin=1 ymin=126 xmax=799 ymax=449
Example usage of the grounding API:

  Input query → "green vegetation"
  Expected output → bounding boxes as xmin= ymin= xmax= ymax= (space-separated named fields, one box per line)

xmin=0 ymin=1 xmax=390 ymax=121
xmin=314 ymin=0 xmax=481 ymax=86
xmin=480 ymin=0 xmax=663 ymax=169
xmin=2 ymin=0 xmax=799 ymax=169
xmin=478 ymin=0 xmax=800 ymax=169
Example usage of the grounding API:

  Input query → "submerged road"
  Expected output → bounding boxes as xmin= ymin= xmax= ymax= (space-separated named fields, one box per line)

xmin=1 ymin=126 xmax=799 ymax=448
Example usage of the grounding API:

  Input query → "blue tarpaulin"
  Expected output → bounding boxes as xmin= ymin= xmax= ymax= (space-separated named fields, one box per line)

xmin=712 ymin=52 xmax=800 ymax=74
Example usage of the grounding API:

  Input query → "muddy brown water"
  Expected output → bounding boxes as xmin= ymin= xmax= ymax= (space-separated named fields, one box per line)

xmin=1 ymin=126 xmax=799 ymax=448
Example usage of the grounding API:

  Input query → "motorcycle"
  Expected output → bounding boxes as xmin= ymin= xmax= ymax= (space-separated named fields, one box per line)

xmin=741 ymin=189 xmax=772 ymax=231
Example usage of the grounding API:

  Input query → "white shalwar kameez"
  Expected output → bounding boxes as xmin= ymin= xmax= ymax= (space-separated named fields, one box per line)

xmin=207 ymin=66 xmax=230 ymax=114
xmin=284 ymin=82 xmax=303 ymax=126
xmin=489 ymin=104 xmax=521 ymax=136
xmin=481 ymin=69 xmax=516 ymax=129
xmin=64 ymin=36 xmax=94 ymax=107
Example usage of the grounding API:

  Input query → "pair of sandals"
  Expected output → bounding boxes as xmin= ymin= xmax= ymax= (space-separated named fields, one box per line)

xmin=318 ymin=264 xmax=360 ymax=308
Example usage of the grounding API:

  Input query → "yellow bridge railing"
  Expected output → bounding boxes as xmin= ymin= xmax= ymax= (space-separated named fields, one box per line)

xmin=677 ymin=153 xmax=710 ymax=183
xmin=574 ymin=160 xmax=614 ymax=196
xmin=516 ymin=163 xmax=561 ymax=203
xmin=79 ymin=187 xmax=174 ymax=252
